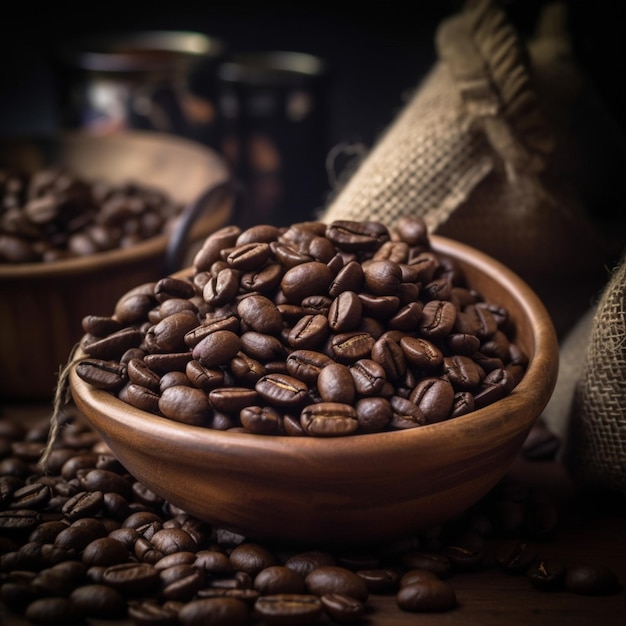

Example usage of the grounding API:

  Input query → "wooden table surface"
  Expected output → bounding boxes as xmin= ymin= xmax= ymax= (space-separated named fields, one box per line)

xmin=1 ymin=402 xmax=625 ymax=626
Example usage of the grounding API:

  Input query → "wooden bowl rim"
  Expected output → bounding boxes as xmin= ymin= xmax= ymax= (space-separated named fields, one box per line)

xmin=0 ymin=130 xmax=230 ymax=280
xmin=70 ymin=234 xmax=559 ymax=458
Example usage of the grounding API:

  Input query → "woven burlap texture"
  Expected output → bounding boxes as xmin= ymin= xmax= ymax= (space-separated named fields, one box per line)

xmin=321 ymin=0 xmax=618 ymax=336
xmin=564 ymin=256 xmax=626 ymax=497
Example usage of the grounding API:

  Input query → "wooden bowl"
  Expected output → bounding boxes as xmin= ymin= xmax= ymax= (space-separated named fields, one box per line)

xmin=0 ymin=131 xmax=231 ymax=400
xmin=69 ymin=235 xmax=558 ymax=544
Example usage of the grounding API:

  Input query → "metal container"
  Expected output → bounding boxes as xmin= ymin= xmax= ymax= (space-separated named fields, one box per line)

xmin=57 ymin=31 xmax=224 ymax=149
xmin=217 ymin=51 xmax=330 ymax=228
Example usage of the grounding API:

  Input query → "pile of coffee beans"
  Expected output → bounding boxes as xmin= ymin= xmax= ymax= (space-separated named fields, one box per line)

xmin=76 ymin=217 xmax=528 ymax=435
xmin=0 ymin=410 xmax=620 ymax=625
xmin=0 ymin=167 xmax=182 ymax=263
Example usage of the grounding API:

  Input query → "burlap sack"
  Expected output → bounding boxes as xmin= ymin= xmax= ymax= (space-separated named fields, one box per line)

xmin=321 ymin=0 xmax=625 ymax=338
xmin=560 ymin=255 xmax=626 ymax=498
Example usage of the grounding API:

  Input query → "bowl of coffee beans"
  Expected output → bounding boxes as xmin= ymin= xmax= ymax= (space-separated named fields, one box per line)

xmin=69 ymin=217 xmax=558 ymax=543
xmin=0 ymin=130 xmax=231 ymax=399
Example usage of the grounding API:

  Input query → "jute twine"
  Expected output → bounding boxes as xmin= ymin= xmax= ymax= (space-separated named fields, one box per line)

xmin=38 ymin=342 xmax=82 ymax=472
xmin=563 ymin=254 xmax=626 ymax=498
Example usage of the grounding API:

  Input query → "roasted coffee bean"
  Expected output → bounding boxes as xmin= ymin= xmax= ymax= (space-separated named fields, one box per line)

xmin=330 ymin=331 xmax=375 ymax=364
xmin=285 ymin=350 xmax=333 ymax=384
xmin=300 ymin=403 xmax=359 ymax=437
xmin=254 ymin=566 xmax=306 ymax=595
xmin=305 ymin=565 xmax=369 ymax=602
xmin=75 ymin=359 xmax=128 ymax=391
xmin=194 ymin=225 xmax=241 ymax=271
xmin=399 ymin=569 xmax=441 ymax=587
xmin=102 ymin=561 xmax=160 ymax=595
xmin=192 ymin=330 xmax=242 ymax=369
xmin=255 ymin=373 xmax=308 ymax=408
xmin=127 ymin=358 xmax=162 ymax=392
xmin=419 ymin=300 xmax=457 ymax=338
xmin=160 ymin=563 xmax=205 ymax=601
xmin=70 ymin=583 xmax=128 ymax=618
xmin=443 ymin=355 xmax=485 ymax=390
xmin=389 ymin=301 xmax=423 ymax=330
xmin=203 ymin=268 xmax=241 ymax=307
xmin=208 ymin=387 xmax=259 ymax=414
xmin=230 ymin=543 xmax=276 ymax=576
xmin=194 ymin=550 xmax=234 ymax=574
xmin=80 ymin=469 xmax=133 ymax=500
xmin=527 ymin=560 xmax=566 ymax=591
xmin=24 ymin=596 xmax=84 ymax=625
xmin=355 ymin=397 xmax=393 ymax=433
xmin=280 ymin=261 xmax=334 ymax=304
xmin=408 ymin=378 xmax=455 ymax=423
xmin=287 ymin=314 xmax=329 ymax=350
xmin=151 ymin=528 xmax=197 ymax=555
xmin=328 ymin=291 xmax=362 ymax=332
xmin=496 ymin=540 xmax=538 ymax=574
xmin=326 ymin=220 xmax=390 ymax=252
xmin=83 ymin=327 xmax=144 ymax=361
xmin=120 ymin=383 xmax=161 ymax=414
xmin=143 ymin=351 xmax=193 ymax=375
xmin=371 ymin=334 xmax=407 ymax=380
xmin=317 ymin=363 xmax=355 ymax=404
xmin=61 ymin=491 xmax=104 ymax=521
xmin=389 ymin=395 xmax=426 ymax=429
xmin=349 ymin=359 xmax=387 ymax=396
xmin=396 ymin=579 xmax=457 ymax=612
xmin=240 ymin=331 xmax=287 ymax=362
xmin=329 ymin=260 xmax=364 ymax=297
xmin=320 ymin=593 xmax=365 ymax=623
xmin=401 ymin=552 xmax=451 ymax=578
xmin=357 ymin=567 xmax=402 ymax=593
xmin=254 ymin=594 xmax=322 ymax=625
xmin=564 ymin=564 xmax=620 ymax=595
xmin=237 ymin=294 xmax=283 ymax=336
xmin=82 ymin=537 xmax=129 ymax=567
xmin=240 ymin=263 xmax=284 ymax=296
xmin=400 ymin=337 xmax=443 ymax=371
xmin=158 ymin=386 xmax=211 ymax=426
xmin=363 ymin=259 xmax=403 ymax=295
xmin=225 ymin=241 xmax=272 ymax=271
xmin=9 ymin=481 xmax=51 ymax=510
xmin=284 ymin=551 xmax=337 ymax=578
xmin=145 ymin=312 xmax=199 ymax=353
xmin=185 ymin=360 xmax=225 ymax=391
xmin=240 ymin=406 xmax=284 ymax=435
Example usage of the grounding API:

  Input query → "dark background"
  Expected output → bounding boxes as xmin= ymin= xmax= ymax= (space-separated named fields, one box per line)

xmin=1 ymin=0 xmax=624 ymax=223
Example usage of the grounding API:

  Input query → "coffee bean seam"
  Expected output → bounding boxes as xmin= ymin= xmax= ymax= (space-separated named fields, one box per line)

xmin=0 ymin=414 xmax=621 ymax=625
xmin=75 ymin=217 xmax=529 ymax=436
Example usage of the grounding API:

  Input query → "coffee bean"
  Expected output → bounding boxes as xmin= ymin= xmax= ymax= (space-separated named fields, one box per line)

xmin=102 ymin=562 xmax=160 ymax=596
xmin=320 ymin=593 xmax=365 ymax=623
xmin=300 ymin=403 xmax=359 ymax=437
xmin=396 ymin=579 xmax=457 ymax=612
xmin=317 ymin=363 xmax=355 ymax=404
xmin=158 ymin=386 xmax=212 ymax=426
xmin=305 ymin=565 xmax=369 ymax=602
xmin=254 ymin=566 xmax=306 ymax=595
xmin=24 ymin=596 xmax=84 ymax=625
xmin=75 ymin=359 xmax=128 ymax=391
xmin=527 ymin=560 xmax=566 ymax=591
xmin=70 ymin=583 xmax=127 ymax=618
xmin=255 ymin=373 xmax=308 ymax=408
xmin=496 ymin=540 xmax=538 ymax=574
xmin=253 ymin=594 xmax=322 ymax=625
xmin=564 ymin=564 xmax=620 ymax=595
